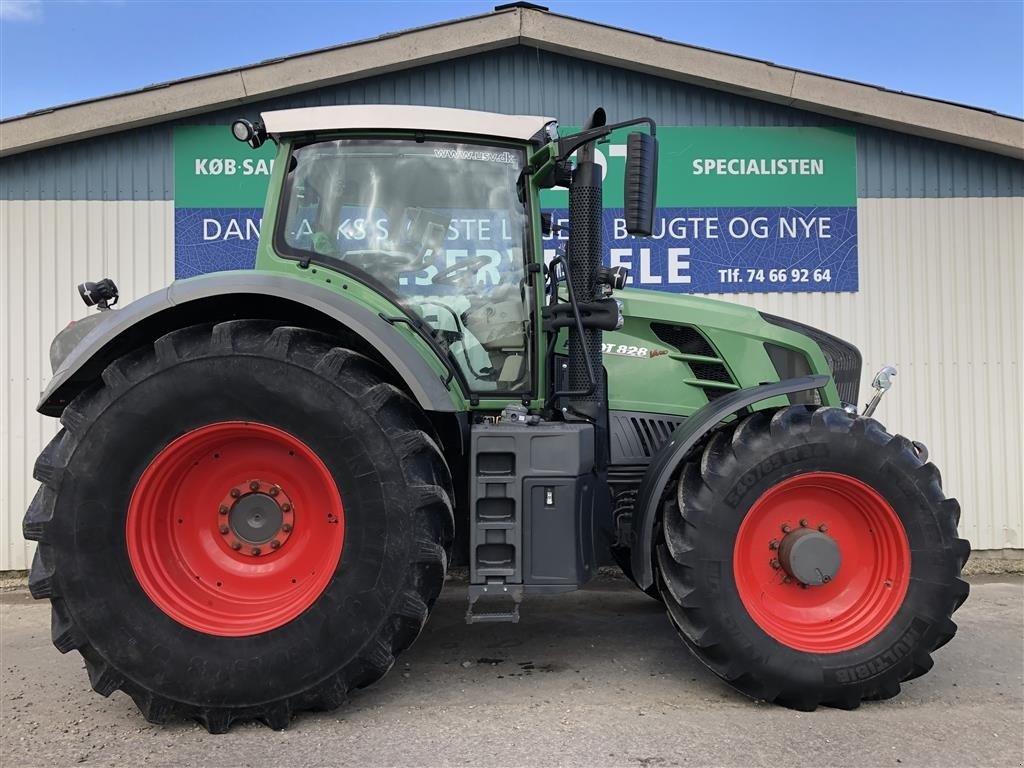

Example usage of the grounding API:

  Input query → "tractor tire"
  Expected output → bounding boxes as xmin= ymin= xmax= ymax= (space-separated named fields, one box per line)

xmin=656 ymin=405 xmax=969 ymax=711
xmin=23 ymin=320 xmax=454 ymax=733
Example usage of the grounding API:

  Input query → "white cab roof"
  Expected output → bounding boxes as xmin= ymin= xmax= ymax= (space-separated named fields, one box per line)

xmin=261 ymin=105 xmax=555 ymax=142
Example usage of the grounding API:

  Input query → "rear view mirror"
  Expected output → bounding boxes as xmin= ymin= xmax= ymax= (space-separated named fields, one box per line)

xmin=623 ymin=131 xmax=658 ymax=236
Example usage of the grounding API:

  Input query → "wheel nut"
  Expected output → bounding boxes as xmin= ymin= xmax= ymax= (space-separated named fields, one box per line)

xmin=781 ymin=523 xmax=792 ymax=533
xmin=770 ymin=558 xmax=781 ymax=569
xmin=783 ymin=576 xmax=792 ymax=584
xmin=230 ymin=488 xmax=241 ymax=498
xmin=769 ymin=539 xmax=780 ymax=551
xmin=251 ymin=547 xmax=261 ymax=556
xmin=270 ymin=539 xmax=281 ymax=550
xmin=799 ymin=519 xmax=809 ymax=527
xmin=822 ymin=575 xmax=832 ymax=583
xmin=282 ymin=523 xmax=293 ymax=533
xmin=219 ymin=505 xmax=229 ymax=515
xmin=269 ymin=486 xmax=280 ymax=497
xmin=219 ymin=525 xmax=229 ymax=534
xmin=230 ymin=541 xmax=241 ymax=551
xmin=818 ymin=524 xmax=828 ymax=533
xmin=249 ymin=480 xmax=260 ymax=491
xmin=281 ymin=503 xmax=292 ymax=512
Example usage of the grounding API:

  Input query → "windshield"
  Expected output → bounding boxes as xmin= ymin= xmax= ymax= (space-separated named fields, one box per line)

xmin=277 ymin=138 xmax=532 ymax=394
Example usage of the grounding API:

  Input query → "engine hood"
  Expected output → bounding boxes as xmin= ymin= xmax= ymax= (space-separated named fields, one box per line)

xmin=599 ymin=288 xmax=845 ymax=417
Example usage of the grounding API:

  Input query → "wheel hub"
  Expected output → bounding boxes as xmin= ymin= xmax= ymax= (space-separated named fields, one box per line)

xmin=218 ymin=480 xmax=294 ymax=556
xmin=778 ymin=527 xmax=841 ymax=586
xmin=229 ymin=494 xmax=283 ymax=544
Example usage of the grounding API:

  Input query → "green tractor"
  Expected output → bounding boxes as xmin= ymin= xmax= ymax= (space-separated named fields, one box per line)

xmin=25 ymin=105 xmax=969 ymax=732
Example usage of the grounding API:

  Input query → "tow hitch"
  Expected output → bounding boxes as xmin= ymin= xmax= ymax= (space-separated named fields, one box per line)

xmin=863 ymin=365 xmax=897 ymax=418
xmin=862 ymin=365 xmax=928 ymax=460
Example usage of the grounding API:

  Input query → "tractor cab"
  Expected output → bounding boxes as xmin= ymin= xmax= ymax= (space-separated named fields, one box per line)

xmin=234 ymin=105 xmax=658 ymax=401
xmin=271 ymin=125 xmax=537 ymax=392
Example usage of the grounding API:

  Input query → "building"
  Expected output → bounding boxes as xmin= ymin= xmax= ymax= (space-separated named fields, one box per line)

xmin=1 ymin=3 xmax=1021 ymax=570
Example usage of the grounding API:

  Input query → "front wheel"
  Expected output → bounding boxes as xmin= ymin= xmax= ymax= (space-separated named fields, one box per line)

xmin=657 ymin=406 xmax=970 ymax=710
xmin=24 ymin=320 xmax=454 ymax=732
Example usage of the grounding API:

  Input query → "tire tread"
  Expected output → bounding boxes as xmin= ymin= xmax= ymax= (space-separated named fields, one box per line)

xmin=23 ymin=320 xmax=454 ymax=733
xmin=656 ymin=405 xmax=970 ymax=712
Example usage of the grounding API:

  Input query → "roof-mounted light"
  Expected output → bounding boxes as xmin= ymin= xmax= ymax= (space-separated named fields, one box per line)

xmin=231 ymin=118 xmax=267 ymax=149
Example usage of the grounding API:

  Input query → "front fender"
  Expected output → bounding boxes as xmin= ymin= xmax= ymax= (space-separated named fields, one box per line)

xmin=39 ymin=271 xmax=460 ymax=416
xmin=629 ymin=374 xmax=830 ymax=590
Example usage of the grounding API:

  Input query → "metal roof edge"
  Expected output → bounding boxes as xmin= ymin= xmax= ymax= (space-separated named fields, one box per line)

xmin=519 ymin=8 xmax=1024 ymax=161
xmin=0 ymin=8 xmax=522 ymax=158
xmin=2 ymin=8 xmax=509 ymax=124
xmin=1 ymin=5 xmax=1021 ymax=160
xmin=526 ymin=8 xmax=1021 ymax=121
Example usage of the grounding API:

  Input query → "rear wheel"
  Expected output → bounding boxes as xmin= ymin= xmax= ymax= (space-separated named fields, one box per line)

xmin=24 ymin=320 xmax=454 ymax=732
xmin=657 ymin=406 xmax=969 ymax=710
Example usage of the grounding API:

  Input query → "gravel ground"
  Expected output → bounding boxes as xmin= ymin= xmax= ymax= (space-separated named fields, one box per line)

xmin=963 ymin=558 xmax=1024 ymax=576
xmin=1 ymin=573 xmax=1021 ymax=768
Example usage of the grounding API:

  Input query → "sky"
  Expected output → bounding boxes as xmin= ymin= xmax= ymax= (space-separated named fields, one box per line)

xmin=0 ymin=0 xmax=1021 ymax=120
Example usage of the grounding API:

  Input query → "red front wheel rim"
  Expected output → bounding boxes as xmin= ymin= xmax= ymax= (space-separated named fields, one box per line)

xmin=126 ymin=422 xmax=345 ymax=637
xmin=733 ymin=472 xmax=910 ymax=653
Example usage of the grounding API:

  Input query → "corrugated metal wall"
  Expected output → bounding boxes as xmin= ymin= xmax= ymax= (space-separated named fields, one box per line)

xmin=3 ymin=199 xmax=1020 ymax=569
xmin=1 ymin=201 xmax=174 ymax=570
xmin=3 ymin=49 xmax=1022 ymax=201
xmin=2 ymin=45 xmax=1022 ymax=569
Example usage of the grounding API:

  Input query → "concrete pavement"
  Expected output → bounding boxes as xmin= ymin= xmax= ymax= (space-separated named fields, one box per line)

xmin=2 ymin=574 xmax=1021 ymax=768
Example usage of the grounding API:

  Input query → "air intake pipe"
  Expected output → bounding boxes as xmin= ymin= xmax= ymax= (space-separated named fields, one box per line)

xmin=566 ymin=109 xmax=608 ymax=465
xmin=553 ymin=109 xmax=657 ymax=469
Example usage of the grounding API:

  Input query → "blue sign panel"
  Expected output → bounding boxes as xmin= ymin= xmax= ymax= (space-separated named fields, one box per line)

xmin=541 ymin=207 xmax=858 ymax=293
xmin=174 ymin=208 xmax=262 ymax=279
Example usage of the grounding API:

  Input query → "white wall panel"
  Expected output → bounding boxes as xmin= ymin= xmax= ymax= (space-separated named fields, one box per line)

xmin=722 ymin=197 xmax=1023 ymax=552
xmin=1 ymin=196 xmax=1020 ymax=569
xmin=1 ymin=200 xmax=174 ymax=570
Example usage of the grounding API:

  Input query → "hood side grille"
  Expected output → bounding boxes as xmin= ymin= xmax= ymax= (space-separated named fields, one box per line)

xmin=650 ymin=322 xmax=738 ymax=403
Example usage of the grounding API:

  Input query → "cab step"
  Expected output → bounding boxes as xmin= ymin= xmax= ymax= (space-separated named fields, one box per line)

xmin=466 ymin=584 xmax=523 ymax=624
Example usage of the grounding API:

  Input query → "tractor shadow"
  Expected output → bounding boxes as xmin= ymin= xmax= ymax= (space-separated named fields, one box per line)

xmin=333 ymin=572 xmax=735 ymax=713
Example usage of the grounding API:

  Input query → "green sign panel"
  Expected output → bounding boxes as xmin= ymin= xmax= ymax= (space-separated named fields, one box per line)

xmin=541 ymin=126 xmax=856 ymax=207
xmin=173 ymin=126 xmax=276 ymax=208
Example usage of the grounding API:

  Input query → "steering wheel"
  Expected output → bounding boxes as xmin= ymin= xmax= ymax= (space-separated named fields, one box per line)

xmin=433 ymin=254 xmax=494 ymax=286
xmin=341 ymin=249 xmax=424 ymax=276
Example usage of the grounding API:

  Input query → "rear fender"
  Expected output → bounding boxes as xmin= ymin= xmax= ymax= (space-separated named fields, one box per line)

xmin=629 ymin=374 xmax=830 ymax=590
xmin=39 ymin=272 xmax=460 ymax=416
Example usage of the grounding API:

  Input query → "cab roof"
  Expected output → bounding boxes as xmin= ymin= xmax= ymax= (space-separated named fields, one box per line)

xmin=261 ymin=105 xmax=556 ymax=142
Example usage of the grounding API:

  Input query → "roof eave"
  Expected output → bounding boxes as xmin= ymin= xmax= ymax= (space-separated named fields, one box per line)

xmin=0 ymin=9 xmax=522 ymax=158
xmin=1 ymin=5 xmax=1021 ymax=160
xmin=518 ymin=10 xmax=1024 ymax=160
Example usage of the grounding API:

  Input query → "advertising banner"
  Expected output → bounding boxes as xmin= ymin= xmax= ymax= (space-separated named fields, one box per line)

xmin=173 ymin=124 xmax=857 ymax=292
xmin=173 ymin=126 xmax=274 ymax=278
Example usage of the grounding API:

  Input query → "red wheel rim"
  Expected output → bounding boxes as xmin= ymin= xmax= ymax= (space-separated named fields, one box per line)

xmin=733 ymin=472 xmax=910 ymax=653
xmin=126 ymin=422 xmax=345 ymax=637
